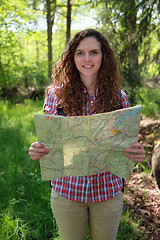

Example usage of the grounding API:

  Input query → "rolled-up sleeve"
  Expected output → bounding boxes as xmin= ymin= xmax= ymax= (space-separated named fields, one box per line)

xmin=120 ymin=90 xmax=129 ymax=108
xmin=43 ymin=89 xmax=58 ymax=115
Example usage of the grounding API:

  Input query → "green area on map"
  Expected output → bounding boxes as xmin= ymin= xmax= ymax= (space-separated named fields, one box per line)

xmin=34 ymin=105 xmax=142 ymax=180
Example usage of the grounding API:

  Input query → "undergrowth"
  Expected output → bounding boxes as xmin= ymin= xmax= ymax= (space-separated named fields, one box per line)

xmin=0 ymin=96 xmax=155 ymax=239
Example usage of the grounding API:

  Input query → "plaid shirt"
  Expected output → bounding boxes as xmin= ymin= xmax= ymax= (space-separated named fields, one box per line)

xmin=43 ymin=88 xmax=129 ymax=202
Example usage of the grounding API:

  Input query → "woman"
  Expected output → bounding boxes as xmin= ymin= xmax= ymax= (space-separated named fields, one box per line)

xmin=29 ymin=29 xmax=145 ymax=240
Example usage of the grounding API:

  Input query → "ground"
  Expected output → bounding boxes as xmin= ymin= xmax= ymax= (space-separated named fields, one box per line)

xmin=124 ymin=172 xmax=160 ymax=239
xmin=123 ymin=117 xmax=160 ymax=240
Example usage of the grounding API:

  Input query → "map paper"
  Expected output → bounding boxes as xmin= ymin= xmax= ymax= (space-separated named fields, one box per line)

xmin=34 ymin=105 xmax=142 ymax=180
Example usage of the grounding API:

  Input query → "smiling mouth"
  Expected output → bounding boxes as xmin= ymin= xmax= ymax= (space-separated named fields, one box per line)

xmin=83 ymin=65 xmax=93 ymax=68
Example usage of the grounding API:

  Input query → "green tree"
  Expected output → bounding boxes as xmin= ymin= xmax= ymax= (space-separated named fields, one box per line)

xmin=0 ymin=0 xmax=31 ymax=96
xmin=93 ymin=0 xmax=160 ymax=104
xmin=44 ymin=0 xmax=92 ymax=78
xmin=0 ymin=0 xmax=48 ymax=99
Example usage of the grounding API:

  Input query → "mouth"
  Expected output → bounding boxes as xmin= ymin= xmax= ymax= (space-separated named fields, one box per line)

xmin=82 ymin=65 xmax=94 ymax=69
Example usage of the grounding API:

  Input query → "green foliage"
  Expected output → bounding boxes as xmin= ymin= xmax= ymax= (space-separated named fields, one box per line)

xmin=0 ymin=200 xmax=29 ymax=240
xmin=0 ymin=99 xmax=156 ymax=239
xmin=0 ymin=0 xmax=159 ymax=106
xmin=0 ymin=100 xmax=59 ymax=239
xmin=0 ymin=0 xmax=49 ymax=99
xmin=96 ymin=0 xmax=160 ymax=104
xmin=135 ymin=87 xmax=160 ymax=117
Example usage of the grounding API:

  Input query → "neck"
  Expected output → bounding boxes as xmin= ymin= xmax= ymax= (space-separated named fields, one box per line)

xmin=80 ymin=75 xmax=97 ymax=96
xmin=87 ymin=86 xmax=96 ymax=96
xmin=83 ymin=80 xmax=96 ymax=96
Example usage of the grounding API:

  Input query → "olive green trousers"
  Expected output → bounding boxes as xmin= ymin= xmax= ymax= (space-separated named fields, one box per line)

xmin=51 ymin=189 xmax=123 ymax=240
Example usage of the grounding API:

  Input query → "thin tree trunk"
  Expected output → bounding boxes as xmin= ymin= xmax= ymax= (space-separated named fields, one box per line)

xmin=66 ymin=0 xmax=71 ymax=46
xmin=46 ymin=0 xmax=56 ymax=79
xmin=36 ymin=41 xmax=39 ymax=66
xmin=124 ymin=0 xmax=139 ymax=103
xmin=127 ymin=0 xmax=138 ymax=79
xmin=33 ymin=0 xmax=39 ymax=66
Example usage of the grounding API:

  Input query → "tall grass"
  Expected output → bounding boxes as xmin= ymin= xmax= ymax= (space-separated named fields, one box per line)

xmin=0 ymin=100 xmax=59 ymax=239
xmin=0 ymin=99 xmax=152 ymax=239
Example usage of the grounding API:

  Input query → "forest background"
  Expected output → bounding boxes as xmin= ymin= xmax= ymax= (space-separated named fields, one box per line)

xmin=0 ymin=0 xmax=160 ymax=239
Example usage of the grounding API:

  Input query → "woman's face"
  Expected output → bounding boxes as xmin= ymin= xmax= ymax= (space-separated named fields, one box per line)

xmin=74 ymin=37 xmax=102 ymax=85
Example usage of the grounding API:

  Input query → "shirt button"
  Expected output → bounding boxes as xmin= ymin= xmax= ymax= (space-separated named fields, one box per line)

xmin=88 ymin=180 xmax=90 ymax=183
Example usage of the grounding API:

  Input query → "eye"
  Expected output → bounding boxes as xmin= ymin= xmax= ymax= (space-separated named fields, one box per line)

xmin=92 ymin=51 xmax=98 ymax=55
xmin=77 ymin=51 xmax=83 ymax=55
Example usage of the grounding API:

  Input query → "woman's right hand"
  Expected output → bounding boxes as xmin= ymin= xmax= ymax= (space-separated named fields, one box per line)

xmin=29 ymin=142 xmax=50 ymax=161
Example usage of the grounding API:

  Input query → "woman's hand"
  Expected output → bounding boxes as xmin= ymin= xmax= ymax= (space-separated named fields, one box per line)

xmin=29 ymin=142 xmax=50 ymax=161
xmin=124 ymin=142 xmax=145 ymax=163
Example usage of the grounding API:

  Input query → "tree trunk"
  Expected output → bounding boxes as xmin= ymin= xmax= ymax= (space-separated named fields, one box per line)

xmin=151 ymin=141 xmax=160 ymax=189
xmin=36 ymin=40 xmax=39 ymax=66
xmin=32 ymin=0 xmax=39 ymax=66
xmin=46 ymin=0 xmax=56 ymax=79
xmin=124 ymin=0 xmax=139 ymax=103
xmin=66 ymin=0 xmax=71 ymax=46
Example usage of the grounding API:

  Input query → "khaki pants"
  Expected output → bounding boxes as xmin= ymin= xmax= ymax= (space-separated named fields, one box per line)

xmin=51 ymin=189 xmax=123 ymax=240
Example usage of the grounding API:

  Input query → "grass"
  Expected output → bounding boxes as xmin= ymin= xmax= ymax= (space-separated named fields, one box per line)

xmin=0 ymin=97 xmax=155 ymax=239
xmin=117 ymin=198 xmax=150 ymax=240
xmin=0 ymin=100 xmax=59 ymax=239
xmin=136 ymin=87 xmax=160 ymax=118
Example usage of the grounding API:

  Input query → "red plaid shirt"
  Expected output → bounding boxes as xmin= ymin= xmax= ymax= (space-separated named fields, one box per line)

xmin=43 ymin=87 xmax=129 ymax=202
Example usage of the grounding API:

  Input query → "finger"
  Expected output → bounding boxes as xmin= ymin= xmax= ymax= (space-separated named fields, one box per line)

xmin=124 ymin=152 xmax=145 ymax=162
xmin=29 ymin=151 xmax=47 ymax=157
xmin=31 ymin=142 xmax=45 ymax=148
xmin=124 ymin=156 xmax=144 ymax=163
xmin=130 ymin=142 xmax=144 ymax=149
xmin=124 ymin=148 xmax=145 ymax=155
xmin=124 ymin=152 xmax=145 ymax=159
xmin=29 ymin=147 xmax=49 ymax=154
xmin=29 ymin=152 xmax=41 ymax=160
xmin=29 ymin=151 xmax=48 ymax=160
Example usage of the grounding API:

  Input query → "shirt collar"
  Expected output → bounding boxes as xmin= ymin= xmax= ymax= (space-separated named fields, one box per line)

xmin=82 ymin=85 xmax=98 ymax=97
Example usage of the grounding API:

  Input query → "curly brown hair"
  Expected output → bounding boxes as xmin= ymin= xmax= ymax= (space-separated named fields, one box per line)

xmin=46 ymin=29 xmax=122 ymax=116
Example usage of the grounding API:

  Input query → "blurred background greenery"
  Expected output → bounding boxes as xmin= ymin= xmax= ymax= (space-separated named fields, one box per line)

xmin=0 ymin=0 xmax=159 ymax=239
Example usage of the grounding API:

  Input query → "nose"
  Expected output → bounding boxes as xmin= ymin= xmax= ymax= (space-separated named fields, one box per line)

xmin=84 ymin=53 xmax=91 ymax=61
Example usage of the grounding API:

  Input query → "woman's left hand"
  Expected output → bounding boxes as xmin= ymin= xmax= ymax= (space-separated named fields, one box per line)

xmin=124 ymin=142 xmax=145 ymax=163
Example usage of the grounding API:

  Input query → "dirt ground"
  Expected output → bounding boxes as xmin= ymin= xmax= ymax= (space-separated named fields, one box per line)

xmin=123 ymin=117 xmax=160 ymax=240
xmin=124 ymin=172 xmax=160 ymax=239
